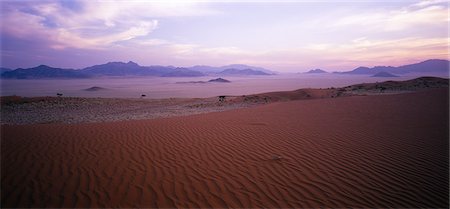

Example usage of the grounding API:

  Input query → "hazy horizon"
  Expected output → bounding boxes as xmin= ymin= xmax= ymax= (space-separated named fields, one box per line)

xmin=3 ymin=73 xmax=447 ymax=98
xmin=2 ymin=58 xmax=449 ymax=73
xmin=1 ymin=0 xmax=448 ymax=72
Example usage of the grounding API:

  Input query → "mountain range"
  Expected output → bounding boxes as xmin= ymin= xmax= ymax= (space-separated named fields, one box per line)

xmin=1 ymin=65 xmax=91 ymax=79
xmin=1 ymin=62 xmax=273 ymax=79
xmin=305 ymin=69 xmax=328 ymax=74
xmin=1 ymin=59 xmax=448 ymax=79
xmin=338 ymin=59 xmax=449 ymax=75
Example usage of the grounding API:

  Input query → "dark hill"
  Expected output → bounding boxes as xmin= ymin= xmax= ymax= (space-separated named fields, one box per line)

xmin=208 ymin=78 xmax=231 ymax=83
xmin=84 ymin=86 xmax=107 ymax=91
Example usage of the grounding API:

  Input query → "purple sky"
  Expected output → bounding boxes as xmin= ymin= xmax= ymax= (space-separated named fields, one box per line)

xmin=0 ymin=0 xmax=448 ymax=72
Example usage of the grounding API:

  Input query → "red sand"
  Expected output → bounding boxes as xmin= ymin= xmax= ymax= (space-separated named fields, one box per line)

xmin=1 ymin=89 xmax=449 ymax=208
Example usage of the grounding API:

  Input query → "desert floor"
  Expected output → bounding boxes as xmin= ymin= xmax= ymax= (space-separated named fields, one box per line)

xmin=1 ymin=87 xmax=448 ymax=208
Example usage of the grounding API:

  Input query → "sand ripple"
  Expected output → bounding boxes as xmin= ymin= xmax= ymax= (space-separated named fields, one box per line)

xmin=1 ymin=89 xmax=448 ymax=208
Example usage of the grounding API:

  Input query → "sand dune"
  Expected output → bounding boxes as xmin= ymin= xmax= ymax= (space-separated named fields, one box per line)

xmin=1 ymin=88 xmax=448 ymax=208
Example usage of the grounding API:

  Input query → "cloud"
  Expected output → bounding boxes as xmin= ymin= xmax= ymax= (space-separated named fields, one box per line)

xmin=0 ymin=0 xmax=217 ymax=49
xmin=1 ymin=0 xmax=448 ymax=72
xmin=411 ymin=0 xmax=449 ymax=8
xmin=292 ymin=36 xmax=449 ymax=70
xmin=333 ymin=1 xmax=449 ymax=31
xmin=100 ymin=33 xmax=449 ymax=71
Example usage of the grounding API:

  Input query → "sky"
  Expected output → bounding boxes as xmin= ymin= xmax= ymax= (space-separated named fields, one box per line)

xmin=0 ymin=0 xmax=449 ymax=72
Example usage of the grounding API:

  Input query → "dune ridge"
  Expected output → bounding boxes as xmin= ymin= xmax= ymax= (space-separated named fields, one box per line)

xmin=2 ymin=88 xmax=448 ymax=208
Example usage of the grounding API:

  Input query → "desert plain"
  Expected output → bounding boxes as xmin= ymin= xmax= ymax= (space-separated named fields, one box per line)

xmin=1 ymin=77 xmax=449 ymax=208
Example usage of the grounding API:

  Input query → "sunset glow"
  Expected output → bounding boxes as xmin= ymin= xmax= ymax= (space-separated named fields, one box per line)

xmin=1 ymin=0 xmax=449 ymax=71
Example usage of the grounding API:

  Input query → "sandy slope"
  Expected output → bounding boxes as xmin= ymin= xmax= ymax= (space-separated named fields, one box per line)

xmin=1 ymin=88 xmax=448 ymax=208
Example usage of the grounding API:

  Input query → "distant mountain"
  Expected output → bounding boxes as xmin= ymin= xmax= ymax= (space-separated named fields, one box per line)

xmin=341 ymin=59 xmax=449 ymax=75
xmin=1 ymin=65 xmax=90 ymax=79
xmin=3 ymin=59 xmax=446 ymax=79
xmin=218 ymin=68 xmax=270 ymax=76
xmin=161 ymin=67 xmax=204 ymax=77
xmin=2 ymin=62 xmax=205 ymax=78
xmin=394 ymin=59 xmax=449 ymax=74
xmin=144 ymin=65 xmax=177 ymax=76
xmin=217 ymin=64 xmax=275 ymax=74
xmin=1 ymin=62 xmax=273 ymax=79
xmin=188 ymin=65 xmax=223 ymax=73
xmin=189 ymin=64 xmax=275 ymax=75
xmin=208 ymin=78 xmax=231 ymax=83
xmin=341 ymin=66 xmax=393 ymax=75
xmin=348 ymin=67 xmax=371 ymax=74
xmin=306 ymin=69 xmax=327 ymax=74
xmin=81 ymin=61 xmax=148 ymax=76
xmin=80 ymin=61 xmax=197 ymax=76
xmin=84 ymin=63 xmax=204 ymax=77
xmin=1 ymin=67 xmax=12 ymax=74
xmin=371 ymin=72 xmax=398 ymax=77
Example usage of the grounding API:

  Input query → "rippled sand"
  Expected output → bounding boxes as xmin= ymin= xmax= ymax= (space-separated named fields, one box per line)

xmin=2 ymin=88 xmax=448 ymax=208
